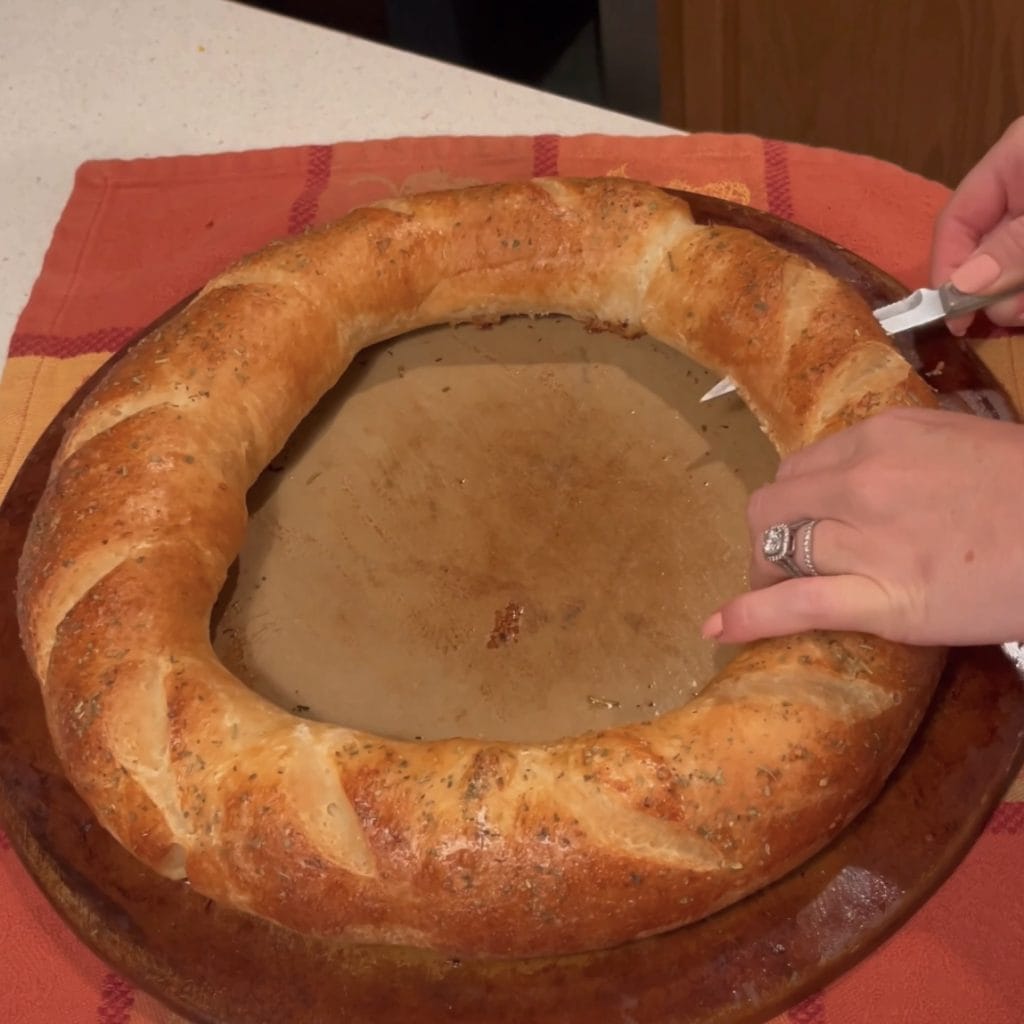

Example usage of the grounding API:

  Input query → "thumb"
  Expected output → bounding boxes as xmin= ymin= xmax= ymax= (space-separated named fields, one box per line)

xmin=701 ymin=575 xmax=892 ymax=644
xmin=949 ymin=216 xmax=1024 ymax=328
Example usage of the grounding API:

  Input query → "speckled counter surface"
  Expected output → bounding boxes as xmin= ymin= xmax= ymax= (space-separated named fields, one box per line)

xmin=0 ymin=0 xmax=671 ymax=371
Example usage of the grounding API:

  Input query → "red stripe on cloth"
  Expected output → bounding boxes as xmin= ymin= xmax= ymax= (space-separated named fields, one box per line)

xmin=287 ymin=145 xmax=334 ymax=234
xmin=532 ymin=135 xmax=560 ymax=177
xmin=763 ymin=139 xmax=794 ymax=220
xmin=787 ymin=992 xmax=827 ymax=1023
xmin=987 ymin=802 xmax=1024 ymax=835
xmin=10 ymin=327 xmax=138 ymax=358
xmin=96 ymin=973 xmax=134 ymax=1024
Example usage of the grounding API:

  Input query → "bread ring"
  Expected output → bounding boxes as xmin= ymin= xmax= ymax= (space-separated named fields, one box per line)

xmin=17 ymin=178 xmax=945 ymax=958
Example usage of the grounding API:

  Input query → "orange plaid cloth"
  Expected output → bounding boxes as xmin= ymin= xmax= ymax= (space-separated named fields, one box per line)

xmin=1 ymin=133 xmax=1022 ymax=1023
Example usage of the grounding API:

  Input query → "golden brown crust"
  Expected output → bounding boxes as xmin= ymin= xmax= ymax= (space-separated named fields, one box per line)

xmin=17 ymin=178 xmax=944 ymax=957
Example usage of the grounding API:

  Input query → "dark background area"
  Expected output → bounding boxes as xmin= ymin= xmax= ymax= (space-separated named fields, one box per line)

xmin=238 ymin=0 xmax=661 ymax=121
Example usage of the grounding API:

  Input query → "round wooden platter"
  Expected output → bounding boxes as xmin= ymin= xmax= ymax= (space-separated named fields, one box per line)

xmin=1 ymin=190 xmax=1023 ymax=1024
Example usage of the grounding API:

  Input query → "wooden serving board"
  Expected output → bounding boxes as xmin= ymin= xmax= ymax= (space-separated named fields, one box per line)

xmin=1 ymin=191 xmax=1022 ymax=1024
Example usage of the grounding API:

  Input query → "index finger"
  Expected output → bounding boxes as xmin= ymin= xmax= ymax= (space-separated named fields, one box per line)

xmin=931 ymin=118 xmax=1024 ymax=285
xmin=930 ymin=160 xmax=1009 ymax=286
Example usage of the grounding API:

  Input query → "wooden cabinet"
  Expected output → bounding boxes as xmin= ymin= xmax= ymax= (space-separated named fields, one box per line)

xmin=657 ymin=0 xmax=1024 ymax=186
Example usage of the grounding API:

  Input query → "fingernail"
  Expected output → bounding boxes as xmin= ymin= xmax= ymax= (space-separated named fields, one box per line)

xmin=946 ymin=313 xmax=971 ymax=337
xmin=950 ymin=253 xmax=1002 ymax=294
xmin=701 ymin=612 xmax=724 ymax=641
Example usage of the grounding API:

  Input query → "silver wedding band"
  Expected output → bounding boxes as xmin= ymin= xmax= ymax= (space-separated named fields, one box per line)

xmin=762 ymin=519 xmax=821 ymax=579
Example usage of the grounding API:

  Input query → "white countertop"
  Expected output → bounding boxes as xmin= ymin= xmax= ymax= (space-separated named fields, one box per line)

xmin=0 ymin=0 xmax=673 ymax=372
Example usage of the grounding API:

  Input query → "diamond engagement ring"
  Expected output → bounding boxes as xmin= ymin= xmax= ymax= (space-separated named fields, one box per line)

xmin=761 ymin=520 xmax=817 ymax=578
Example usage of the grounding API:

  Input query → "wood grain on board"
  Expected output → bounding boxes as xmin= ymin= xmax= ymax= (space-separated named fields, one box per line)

xmin=658 ymin=0 xmax=1024 ymax=187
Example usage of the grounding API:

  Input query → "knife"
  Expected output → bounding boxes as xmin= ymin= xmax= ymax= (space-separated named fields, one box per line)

xmin=699 ymin=280 xmax=1024 ymax=403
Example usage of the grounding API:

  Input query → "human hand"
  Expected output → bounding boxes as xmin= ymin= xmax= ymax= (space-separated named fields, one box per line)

xmin=931 ymin=116 xmax=1024 ymax=334
xmin=701 ymin=407 xmax=1024 ymax=647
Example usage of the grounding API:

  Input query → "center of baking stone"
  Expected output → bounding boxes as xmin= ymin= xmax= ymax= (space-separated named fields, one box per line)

xmin=210 ymin=315 xmax=777 ymax=742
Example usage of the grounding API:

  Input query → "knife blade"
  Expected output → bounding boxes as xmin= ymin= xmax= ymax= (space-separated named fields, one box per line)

xmin=698 ymin=280 xmax=1024 ymax=403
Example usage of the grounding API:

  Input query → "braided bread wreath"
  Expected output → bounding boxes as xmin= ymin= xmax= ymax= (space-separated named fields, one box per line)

xmin=18 ymin=177 xmax=946 ymax=959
